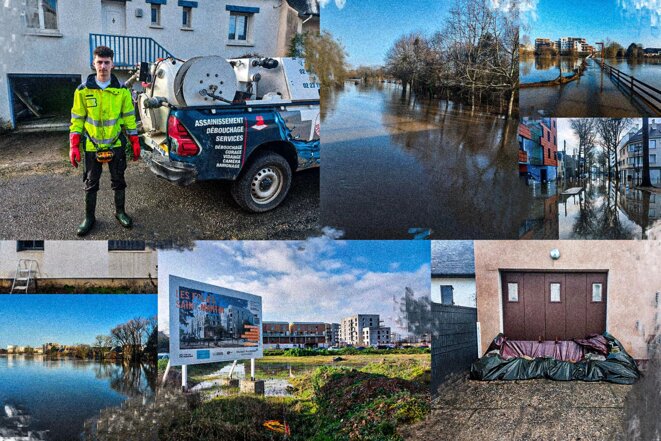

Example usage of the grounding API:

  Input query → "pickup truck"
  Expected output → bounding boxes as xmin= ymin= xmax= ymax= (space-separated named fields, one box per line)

xmin=136 ymin=56 xmax=320 ymax=212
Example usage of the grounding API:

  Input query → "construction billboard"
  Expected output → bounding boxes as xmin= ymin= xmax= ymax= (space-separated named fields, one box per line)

xmin=168 ymin=275 xmax=262 ymax=365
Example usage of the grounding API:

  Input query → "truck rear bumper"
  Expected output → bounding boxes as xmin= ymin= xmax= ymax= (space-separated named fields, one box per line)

xmin=144 ymin=151 xmax=198 ymax=186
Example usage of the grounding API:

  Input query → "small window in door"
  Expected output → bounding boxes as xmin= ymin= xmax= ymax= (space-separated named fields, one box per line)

xmin=440 ymin=285 xmax=454 ymax=305
xmin=592 ymin=283 xmax=603 ymax=302
xmin=550 ymin=283 xmax=561 ymax=302
xmin=507 ymin=283 xmax=519 ymax=302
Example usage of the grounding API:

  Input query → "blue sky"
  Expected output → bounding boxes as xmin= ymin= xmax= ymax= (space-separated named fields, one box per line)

xmin=523 ymin=0 xmax=661 ymax=47
xmin=0 ymin=295 xmax=156 ymax=348
xmin=158 ymin=240 xmax=430 ymax=334
xmin=321 ymin=0 xmax=452 ymax=67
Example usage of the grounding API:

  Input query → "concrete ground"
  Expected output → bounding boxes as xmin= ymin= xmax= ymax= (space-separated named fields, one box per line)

xmin=0 ymin=131 xmax=319 ymax=241
xmin=403 ymin=376 xmax=631 ymax=441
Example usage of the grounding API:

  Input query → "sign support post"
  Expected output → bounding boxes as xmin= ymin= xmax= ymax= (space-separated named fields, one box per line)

xmin=251 ymin=358 xmax=255 ymax=381
xmin=182 ymin=364 xmax=188 ymax=391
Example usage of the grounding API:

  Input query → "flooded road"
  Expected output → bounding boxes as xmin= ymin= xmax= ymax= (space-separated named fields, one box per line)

xmin=522 ymin=179 xmax=661 ymax=240
xmin=520 ymin=58 xmax=641 ymax=117
xmin=321 ymin=82 xmax=536 ymax=239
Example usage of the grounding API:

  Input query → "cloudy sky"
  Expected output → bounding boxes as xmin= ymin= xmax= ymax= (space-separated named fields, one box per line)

xmin=522 ymin=0 xmax=661 ymax=47
xmin=158 ymin=240 xmax=430 ymax=335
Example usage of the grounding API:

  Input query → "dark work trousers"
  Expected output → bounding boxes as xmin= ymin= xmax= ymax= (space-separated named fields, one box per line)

xmin=83 ymin=147 xmax=127 ymax=193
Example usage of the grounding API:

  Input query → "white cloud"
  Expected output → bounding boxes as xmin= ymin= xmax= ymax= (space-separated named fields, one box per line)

xmin=319 ymin=0 xmax=346 ymax=9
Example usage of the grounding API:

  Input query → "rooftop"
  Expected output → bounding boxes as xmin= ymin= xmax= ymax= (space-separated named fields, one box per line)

xmin=431 ymin=241 xmax=475 ymax=277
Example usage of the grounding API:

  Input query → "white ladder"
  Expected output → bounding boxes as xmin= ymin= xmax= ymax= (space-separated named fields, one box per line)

xmin=10 ymin=259 xmax=38 ymax=294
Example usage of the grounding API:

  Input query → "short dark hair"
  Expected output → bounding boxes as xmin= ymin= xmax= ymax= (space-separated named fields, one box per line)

xmin=93 ymin=46 xmax=114 ymax=59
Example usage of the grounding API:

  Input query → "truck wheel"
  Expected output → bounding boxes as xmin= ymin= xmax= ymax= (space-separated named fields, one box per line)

xmin=231 ymin=152 xmax=292 ymax=212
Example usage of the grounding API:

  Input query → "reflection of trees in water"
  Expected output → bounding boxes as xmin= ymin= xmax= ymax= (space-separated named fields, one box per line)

xmin=320 ymin=83 xmax=343 ymax=122
xmin=92 ymin=362 xmax=156 ymax=398
xmin=379 ymin=95 xmax=533 ymax=238
xmin=571 ymin=182 xmax=635 ymax=239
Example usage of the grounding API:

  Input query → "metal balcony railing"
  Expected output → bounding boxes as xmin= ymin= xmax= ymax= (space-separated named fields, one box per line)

xmin=89 ymin=33 xmax=174 ymax=69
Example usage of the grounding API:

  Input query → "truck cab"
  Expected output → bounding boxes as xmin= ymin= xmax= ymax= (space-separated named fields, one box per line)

xmin=137 ymin=56 xmax=320 ymax=212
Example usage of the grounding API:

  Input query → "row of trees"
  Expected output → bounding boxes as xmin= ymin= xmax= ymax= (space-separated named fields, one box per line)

xmin=384 ymin=0 xmax=518 ymax=117
xmin=571 ymin=118 xmax=653 ymax=187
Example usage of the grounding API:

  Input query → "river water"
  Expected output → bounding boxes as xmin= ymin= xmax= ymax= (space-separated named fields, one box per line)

xmin=0 ymin=356 xmax=155 ymax=441
xmin=520 ymin=56 xmax=583 ymax=83
xmin=606 ymin=59 xmax=661 ymax=91
xmin=321 ymin=82 xmax=536 ymax=239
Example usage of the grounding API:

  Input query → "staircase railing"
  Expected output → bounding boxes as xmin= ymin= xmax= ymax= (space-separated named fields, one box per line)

xmin=89 ymin=33 xmax=174 ymax=69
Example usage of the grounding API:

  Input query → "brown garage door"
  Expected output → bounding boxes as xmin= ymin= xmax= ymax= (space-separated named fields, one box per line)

xmin=501 ymin=271 xmax=607 ymax=340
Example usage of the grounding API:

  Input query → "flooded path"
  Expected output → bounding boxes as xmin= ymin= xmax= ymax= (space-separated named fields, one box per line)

xmin=321 ymin=82 xmax=536 ymax=239
xmin=520 ymin=58 xmax=642 ymax=117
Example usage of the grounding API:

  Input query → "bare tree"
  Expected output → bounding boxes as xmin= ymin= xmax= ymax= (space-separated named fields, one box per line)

xmin=596 ymin=118 xmax=633 ymax=182
xmin=571 ymin=118 xmax=598 ymax=177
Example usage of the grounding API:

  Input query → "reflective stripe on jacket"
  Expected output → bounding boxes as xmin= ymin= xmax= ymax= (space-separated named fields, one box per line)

xmin=70 ymin=73 xmax=137 ymax=152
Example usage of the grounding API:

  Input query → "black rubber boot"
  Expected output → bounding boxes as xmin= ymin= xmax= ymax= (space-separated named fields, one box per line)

xmin=114 ymin=189 xmax=133 ymax=228
xmin=77 ymin=192 xmax=97 ymax=236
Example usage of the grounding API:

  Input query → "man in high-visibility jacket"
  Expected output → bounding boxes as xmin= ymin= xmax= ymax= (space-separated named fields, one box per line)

xmin=69 ymin=45 xmax=140 ymax=236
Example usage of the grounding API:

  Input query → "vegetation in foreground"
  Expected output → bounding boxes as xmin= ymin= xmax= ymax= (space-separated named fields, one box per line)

xmin=89 ymin=358 xmax=431 ymax=441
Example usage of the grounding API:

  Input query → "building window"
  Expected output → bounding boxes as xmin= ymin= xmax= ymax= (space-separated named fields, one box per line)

xmin=108 ymin=240 xmax=146 ymax=251
xmin=440 ymin=285 xmax=454 ymax=305
xmin=151 ymin=4 xmax=161 ymax=26
xmin=592 ymin=283 xmax=603 ymax=302
xmin=650 ymin=140 xmax=656 ymax=149
xmin=549 ymin=283 xmax=561 ymax=302
xmin=507 ymin=283 xmax=519 ymax=302
xmin=650 ymin=154 xmax=657 ymax=164
xmin=228 ymin=12 xmax=248 ymax=40
xmin=25 ymin=0 xmax=58 ymax=31
xmin=17 ymin=240 xmax=45 ymax=251
xmin=182 ymin=7 xmax=192 ymax=28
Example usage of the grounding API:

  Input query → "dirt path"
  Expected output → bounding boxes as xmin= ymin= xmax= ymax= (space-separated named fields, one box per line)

xmin=403 ymin=376 xmax=631 ymax=441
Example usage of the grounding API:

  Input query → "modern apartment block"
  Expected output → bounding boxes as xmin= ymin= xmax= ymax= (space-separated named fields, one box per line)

xmin=535 ymin=36 xmax=594 ymax=54
xmin=340 ymin=314 xmax=381 ymax=346
xmin=617 ymin=123 xmax=661 ymax=185
xmin=518 ymin=118 xmax=558 ymax=182
xmin=362 ymin=326 xmax=392 ymax=346
xmin=262 ymin=321 xmax=326 ymax=348
xmin=325 ymin=323 xmax=340 ymax=347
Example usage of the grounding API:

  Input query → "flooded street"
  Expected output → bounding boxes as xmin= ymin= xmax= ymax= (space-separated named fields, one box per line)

xmin=522 ymin=179 xmax=661 ymax=239
xmin=520 ymin=58 xmax=641 ymax=117
xmin=321 ymin=82 xmax=536 ymax=239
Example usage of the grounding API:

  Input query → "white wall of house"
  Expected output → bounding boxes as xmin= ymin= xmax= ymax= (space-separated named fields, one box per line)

xmin=431 ymin=277 xmax=476 ymax=308
xmin=0 ymin=241 xmax=157 ymax=279
xmin=0 ymin=0 xmax=292 ymax=127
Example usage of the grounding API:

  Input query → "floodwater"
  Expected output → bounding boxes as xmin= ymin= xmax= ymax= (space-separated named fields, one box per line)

xmin=519 ymin=58 xmax=642 ymax=117
xmin=0 ymin=356 xmax=155 ymax=441
xmin=607 ymin=59 xmax=661 ymax=91
xmin=520 ymin=56 xmax=583 ymax=83
xmin=558 ymin=181 xmax=660 ymax=239
xmin=321 ymin=82 xmax=537 ymax=239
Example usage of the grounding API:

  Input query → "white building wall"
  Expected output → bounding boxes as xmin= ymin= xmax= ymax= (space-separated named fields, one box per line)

xmin=0 ymin=240 xmax=156 ymax=279
xmin=431 ymin=277 xmax=476 ymax=308
xmin=0 ymin=0 xmax=288 ymax=126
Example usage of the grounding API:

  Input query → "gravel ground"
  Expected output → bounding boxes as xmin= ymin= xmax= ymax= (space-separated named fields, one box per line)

xmin=403 ymin=376 xmax=632 ymax=441
xmin=0 ymin=132 xmax=319 ymax=241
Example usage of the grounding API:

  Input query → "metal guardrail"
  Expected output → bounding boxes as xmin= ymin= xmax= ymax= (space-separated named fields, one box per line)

xmin=597 ymin=59 xmax=661 ymax=115
xmin=89 ymin=33 xmax=174 ymax=69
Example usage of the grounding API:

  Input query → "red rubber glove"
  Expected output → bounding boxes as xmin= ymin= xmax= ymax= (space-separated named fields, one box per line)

xmin=69 ymin=133 xmax=81 ymax=168
xmin=130 ymin=135 xmax=141 ymax=161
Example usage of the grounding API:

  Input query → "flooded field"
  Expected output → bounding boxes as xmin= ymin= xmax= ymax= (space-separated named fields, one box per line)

xmin=321 ymin=82 xmax=536 ymax=239
xmin=607 ymin=58 xmax=661 ymax=91
xmin=520 ymin=55 xmax=583 ymax=83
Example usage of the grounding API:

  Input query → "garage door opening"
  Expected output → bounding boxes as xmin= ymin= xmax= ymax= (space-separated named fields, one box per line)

xmin=501 ymin=271 xmax=608 ymax=341
xmin=8 ymin=74 xmax=81 ymax=131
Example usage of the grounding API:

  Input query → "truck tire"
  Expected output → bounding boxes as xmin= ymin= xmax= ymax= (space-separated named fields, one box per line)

xmin=231 ymin=152 xmax=292 ymax=212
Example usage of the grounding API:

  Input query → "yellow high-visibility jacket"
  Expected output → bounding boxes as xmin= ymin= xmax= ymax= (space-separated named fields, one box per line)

xmin=70 ymin=74 xmax=137 ymax=152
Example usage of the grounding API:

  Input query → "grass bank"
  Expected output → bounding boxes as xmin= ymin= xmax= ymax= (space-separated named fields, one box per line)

xmin=104 ymin=356 xmax=431 ymax=441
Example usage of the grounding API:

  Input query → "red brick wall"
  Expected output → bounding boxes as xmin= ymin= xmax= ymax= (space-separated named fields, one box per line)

xmin=540 ymin=120 xmax=558 ymax=166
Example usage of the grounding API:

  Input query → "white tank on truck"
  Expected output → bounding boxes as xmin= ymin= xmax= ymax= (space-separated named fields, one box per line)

xmin=134 ymin=56 xmax=320 ymax=213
